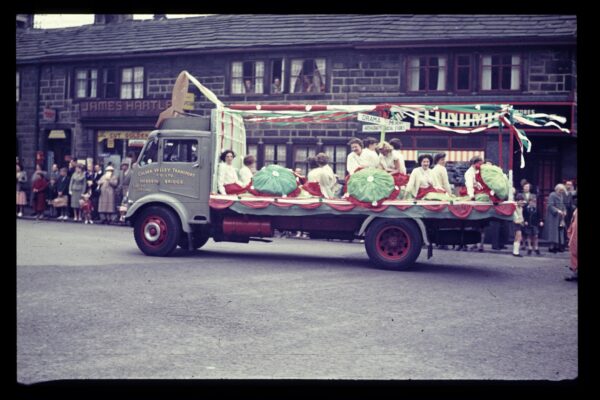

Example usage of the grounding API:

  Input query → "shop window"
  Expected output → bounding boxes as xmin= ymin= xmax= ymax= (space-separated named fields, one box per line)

xmin=407 ymin=55 xmax=447 ymax=92
xmin=139 ymin=139 xmax=158 ymax=166
xmin=293 ymin=145 xmax=317 ymax=175
xmin=291 ymin=58 xmax=326 ymax=93
xmin=323 ymin=144 xmax=347 ymax=179
xmin=270 ymin=59 xmax=285 ymax=94
xmin=247 ymin=144 xmax=258 ymax=159
xmin=121 ymin=67 xmax=144 ymax=99
xmin=231 ymin=61 xmax=264 ymax=94
xmin=75 ymin=68 xmax=98 ymax=98
xmin=264 ymin=144 xmax=286 ymax=166
xmin=481 ymin=54 xmax=521 ymax=91
xmin=162 ymin=139 xmax=198 ymax=163
xmin=455 ymin=55 xmax=472 ymax=92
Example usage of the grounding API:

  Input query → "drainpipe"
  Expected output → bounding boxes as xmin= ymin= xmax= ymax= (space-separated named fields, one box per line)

xmin=35 ymin=64 xmax=41 ymax=170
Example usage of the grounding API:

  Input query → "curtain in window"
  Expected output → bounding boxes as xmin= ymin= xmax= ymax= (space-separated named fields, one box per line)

xmin=255 ymin=61 xmax=264 ymax=94
xmin=481 ymin=56 xmax=492 ymax=90
xmin=76 ymin=70 xmax=87 ymax=98
xmin=291 ymin=60 xmax=303 ymax=93
xmin=408 ymin=58 xmax=420 ymax=91
xmin=231 ymin=62 xmax=243 ymax=94
xmin=437 ymin=56 xmax=447 ymax=91
xmin=511 ymin=55 xmax=521 ymax=90
xmin=315 ymin=58 xmax=326 ymax=92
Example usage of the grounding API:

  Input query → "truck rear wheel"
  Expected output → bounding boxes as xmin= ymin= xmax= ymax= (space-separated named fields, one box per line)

xmin=134 ymin=206 xmax=181 ymax=256
xmin=365 ymin=219 xmax=422 ymax=270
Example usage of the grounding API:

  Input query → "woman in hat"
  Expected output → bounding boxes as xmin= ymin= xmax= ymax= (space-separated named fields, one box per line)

xmin=68 ymin=163 xmax=87 ymax=221
xmin=97 ymin=165 xmax=119 ymax=224
xmin=31 ymin=170 xmax=49 ymax=219
xmin=403 ymin=154 xmax=446 ymax=199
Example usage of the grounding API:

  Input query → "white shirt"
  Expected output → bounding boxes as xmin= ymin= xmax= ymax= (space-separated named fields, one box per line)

xmin=464 ymin=166 xmax=483 ymax=199
xmin=238 ymin=165 xmax=254 ymax=187
xmin=431 ymin=164 xmax=452 ymax=194
xmin=359 ymin=148 xmax=380 ymax=169
xmin=346 ymin=152 xmax=361 ymax=175
xmin=308 ymin=165 xmax=338 ymax=198
xmin=392 ymin=150 xmax=407 ymax=175
xmin=217 ymin=162 xmax=242 ymax=195
xmin=405 ymin=167 xmax=436 ymax=198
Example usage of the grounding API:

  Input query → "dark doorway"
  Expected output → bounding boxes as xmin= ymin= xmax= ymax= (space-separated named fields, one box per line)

xmin=46 ymin=129 xmax=72 ymax=169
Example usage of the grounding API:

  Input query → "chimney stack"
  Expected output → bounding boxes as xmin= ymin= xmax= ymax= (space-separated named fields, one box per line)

xmin=94 ymin=14 xmax=134 ymax=25
xmin=16 ymin=14 xmax=34 ymax=29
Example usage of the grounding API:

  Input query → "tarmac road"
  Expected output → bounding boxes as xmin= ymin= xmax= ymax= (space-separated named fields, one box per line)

xmin=17 ymin=219 xmax=577 ymax=382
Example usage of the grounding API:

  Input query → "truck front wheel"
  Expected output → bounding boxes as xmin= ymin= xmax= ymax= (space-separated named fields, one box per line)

xmin=134 ymin=206 xmax=181 ymax=256
xmin=365 ymin=219 xmax=423 ymax=270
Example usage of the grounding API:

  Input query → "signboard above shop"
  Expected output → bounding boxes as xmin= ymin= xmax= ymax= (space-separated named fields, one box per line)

xmin=80 ymin=99 xmax=172 ymax=118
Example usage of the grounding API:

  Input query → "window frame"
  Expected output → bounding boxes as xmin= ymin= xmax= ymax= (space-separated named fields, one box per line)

xmin=406 ymin=54 xmax=448 ymax=93
xmin=293 ymin=144 xmax=317 ymax=176
xmin=263 ymin=143 xmax=287 ymax=167
xmin=16 ymin=71 xmax=20 ymax=102
xmin=454 ymin=54 xmax=473 ymax=93
xmin=479 ymin=53 xmax=523 ymax=93
xmin=230 ymin=60 xmax=266 ymax=95
xmin=322 ymin=144 xmax=347 ymax=180
xmin=120 ymin=66 xmax=145 ymax=99
xmin=289 ymin=57 xmax=328 ymax=94
xmin=74 ymin=68 xmax=99 ymax=99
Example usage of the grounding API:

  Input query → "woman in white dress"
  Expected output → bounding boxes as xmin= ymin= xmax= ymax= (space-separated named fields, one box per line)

xmin=238 ymin=154 xmax=256 ymax=187
xmin=304 ymin=153 xmax=338 ymax=199
xmin=404 ymin=154 xmax=445 ymax=199
xmin=217 ymin=150 xmax=245 ymax=195
xmin=378 ymin=140 xmax=410 ymax=189
xmin=359 ymin=137 xmax=380 ymax=169
xmin=431 ymin=152 xmax=453 ymax=195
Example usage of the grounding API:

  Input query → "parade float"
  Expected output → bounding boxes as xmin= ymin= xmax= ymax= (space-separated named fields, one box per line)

xmin=126 ymin=71 xmax=570 ymax=269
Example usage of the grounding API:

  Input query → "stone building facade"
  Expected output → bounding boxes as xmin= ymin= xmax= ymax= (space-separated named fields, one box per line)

xmin=17 ymin=14 xmax=576 ymax=212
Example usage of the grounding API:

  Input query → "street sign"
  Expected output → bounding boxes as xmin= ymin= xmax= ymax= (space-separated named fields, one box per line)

xmin=358 ymin=113 xmax=410 ymax=132
xmin=357 ymin=113 xmax=390 ymax=125
xmin=361 ymin=122 xmax=410 ymax=132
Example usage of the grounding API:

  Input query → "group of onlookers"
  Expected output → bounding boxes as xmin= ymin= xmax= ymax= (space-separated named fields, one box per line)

xmin=16 ymin=158 xmax=132 ymax=225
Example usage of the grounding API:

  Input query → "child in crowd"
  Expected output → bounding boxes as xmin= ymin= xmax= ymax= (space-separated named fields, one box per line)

xmin=47 ymin=177 xmax=58 ymax=218
xmin=80 ymin=192 xmax=94 ymax=224
xmin=523 ymin=197 xmax=543 ymax=255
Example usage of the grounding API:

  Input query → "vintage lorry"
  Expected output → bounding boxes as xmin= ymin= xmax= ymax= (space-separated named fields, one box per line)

xmin=125 ymin=113 xmax=519 ymax=270
xmin=124 ymin=71 xmax=572 ymax=269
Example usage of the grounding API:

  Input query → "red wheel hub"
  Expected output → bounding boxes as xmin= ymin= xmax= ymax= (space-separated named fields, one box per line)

xmin=142 ymin=216 xmax=168 ymax=248
xmin=375 ymin=226 xmax=410 ymax=260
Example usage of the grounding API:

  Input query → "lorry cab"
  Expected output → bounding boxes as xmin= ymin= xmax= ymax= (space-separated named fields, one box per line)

xmin=126 ymin=117 xmax=214 ymax=255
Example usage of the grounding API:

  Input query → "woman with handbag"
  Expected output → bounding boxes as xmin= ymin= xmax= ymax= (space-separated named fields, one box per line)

xmin=54 ymin=167 xmax=70 ymax=220
xmin=68 ymin=164 xmax=87 ymax=222
xmin=98 ymin=165 xmax=119 ymax=224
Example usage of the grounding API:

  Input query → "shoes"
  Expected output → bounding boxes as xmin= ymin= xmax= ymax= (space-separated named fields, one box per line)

xmin=84 ymin=220 xmax=88 ymax=224
xmin=478 ymin=247 xmax=484 ymax=252
xmin=17 ymin=212 xmax=23 ymax=217
xmin=512 ymin=253 xmax=523 ymax=257
xmin=527 ymin=249 xmax=532 ymax=255
xmin=564 ymin=272 xmax=578 ymax=282
xmin=535 ymin=249 xmax=540 ymax=255
xmin=549 ymin=248 xmax=557 ymax=253
xmin=89 ymin=220 xmax=94 ymax=224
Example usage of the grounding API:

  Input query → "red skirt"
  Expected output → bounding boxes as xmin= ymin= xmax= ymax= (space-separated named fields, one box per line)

xmin=224 ymin=182 xmax=249 ymax=195
xmin=301 ymin=181 xmax=323 ymax=197
xmin=391 ymin=172 xmax=410 ymax=188
xmin=416 ymin=186 xmax=446 ymax=200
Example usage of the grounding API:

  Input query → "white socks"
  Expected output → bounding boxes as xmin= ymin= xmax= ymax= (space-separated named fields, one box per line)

xmin=513 ymin=242 xmax=520 ymax=255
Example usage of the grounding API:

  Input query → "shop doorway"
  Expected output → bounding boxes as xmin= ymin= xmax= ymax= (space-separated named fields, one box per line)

xmin=46 ymin=129 xmax=72 ymax=169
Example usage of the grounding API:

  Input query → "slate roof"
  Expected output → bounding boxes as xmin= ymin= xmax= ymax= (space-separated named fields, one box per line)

xmin=16 ymin=14 xmax=577 ymax=63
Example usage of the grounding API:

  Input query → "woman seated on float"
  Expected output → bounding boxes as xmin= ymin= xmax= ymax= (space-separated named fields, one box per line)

xmin=403 ymin=154 xmax=446 ymax=200
xmin=217 ymin=149 xmax=246 ymax=195
xmin=377 ymin=141 xmax=410 ymax=188
xmin=303 ymin=152 xmax=338 ymax=199
xmin=359 ymin=137 xmax=381 ymax=169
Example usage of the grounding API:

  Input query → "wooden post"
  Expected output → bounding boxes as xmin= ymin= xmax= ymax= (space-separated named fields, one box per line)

xmin=498 ymin=124 xmax=503 ymax=169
